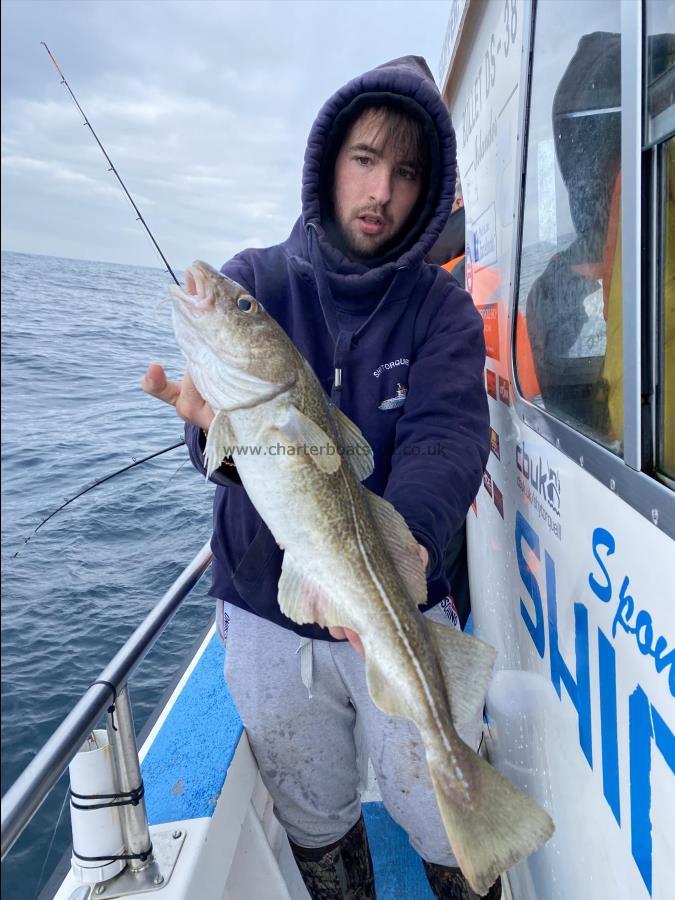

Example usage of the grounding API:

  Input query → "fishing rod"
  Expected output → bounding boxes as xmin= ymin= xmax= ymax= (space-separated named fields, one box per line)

xmin=40 ymin=41 xmax=180 ymax=286
xmin=13 ymin=440 xmax=186 ymax=559
xmin=18 ymin=47 xmax=187 ymax=558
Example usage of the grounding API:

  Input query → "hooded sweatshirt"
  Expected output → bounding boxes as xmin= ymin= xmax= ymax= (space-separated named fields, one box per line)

xmin=185 ymin=56 xmax=490 ymax=640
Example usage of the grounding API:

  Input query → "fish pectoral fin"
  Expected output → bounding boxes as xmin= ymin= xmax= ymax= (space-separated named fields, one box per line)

xmin=329 ymin=405 xmax=374 ymax=481
xmin=364 ymin=491 xmax=427 ymax=606
xmin=204 ymin=410 xmax=235 ymax=477
xmin=428 ymin=748 xmax=554 ymax=896
xmin=274 ymin=405 xmax=341 ymax=475
xmin=427 ymin=622 xmax=496 ymax=726
xmin=278 ymin=553 xmax=342 ymax=628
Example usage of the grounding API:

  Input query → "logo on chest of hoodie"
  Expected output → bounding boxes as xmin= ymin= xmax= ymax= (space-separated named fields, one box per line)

xmin=373 ymin=357 xmax=409 ymax=378
xmin=378 ymin=383 xmax=408 ymax=410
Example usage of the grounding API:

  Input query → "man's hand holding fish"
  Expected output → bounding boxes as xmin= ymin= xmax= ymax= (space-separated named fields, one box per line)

xmin=142 ymin=364 xmax=213 ymax=433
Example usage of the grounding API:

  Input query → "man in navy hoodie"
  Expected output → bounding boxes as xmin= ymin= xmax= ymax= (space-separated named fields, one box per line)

xmin=144 ymin=56 xmax=492 ymax=899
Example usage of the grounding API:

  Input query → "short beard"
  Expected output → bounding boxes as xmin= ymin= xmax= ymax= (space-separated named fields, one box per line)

xmin=341 ymin=230 xmax=386 ymax=260
xmin=335 ymin=212 xmax=392 ymax=261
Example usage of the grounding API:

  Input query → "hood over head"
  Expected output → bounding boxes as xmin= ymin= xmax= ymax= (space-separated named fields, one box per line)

xmin=301 ymin=56 xmax=457 ymax=279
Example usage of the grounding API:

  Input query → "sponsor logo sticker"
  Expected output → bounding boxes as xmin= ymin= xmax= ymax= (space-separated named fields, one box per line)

xmin=478 ymin=302 xmax=500 ymax=361
xmin=493 ymin=483 xmax=504 ymax=519
xmin=486 ymin=369 xmax=497 ymax=399
xmin=490 ymin=427 xmax=500 ymax=460
xmin=516 ymin=441 xmax=562 ymax=539
xmin=472 ymin=202 xmax=498 ymax=268
xmin=498 ymin=375 xmax=510 ymax=405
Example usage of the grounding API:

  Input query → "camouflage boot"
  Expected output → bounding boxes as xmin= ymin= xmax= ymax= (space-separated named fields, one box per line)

xmin=289 ymin=815 xmax=376 ymax=900
xmin=422 ymin=860 xmax=502 ymax=900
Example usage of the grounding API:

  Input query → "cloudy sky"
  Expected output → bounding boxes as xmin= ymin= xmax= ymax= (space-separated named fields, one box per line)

xmin=2 ymin=0 xmax=452 ymax=270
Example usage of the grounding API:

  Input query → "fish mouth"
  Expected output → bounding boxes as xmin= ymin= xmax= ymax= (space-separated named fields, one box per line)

xmin=170 ymin=262 xmax=213 ymax=316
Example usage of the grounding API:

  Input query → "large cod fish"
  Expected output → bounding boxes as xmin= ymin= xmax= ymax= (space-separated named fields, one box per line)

xmin=170 ymin=261 xmax=553 ymax=895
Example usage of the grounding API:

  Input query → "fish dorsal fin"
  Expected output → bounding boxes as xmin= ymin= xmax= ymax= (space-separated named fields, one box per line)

xmin=426 ymin=622 xmax=496 ymax=726
xmin=274 ymin=405 xmax=341 ymax=475
xmin=329 ymin=405 xmax=374 ymax=482
xmin=204 ymin=410 xmax=236 ymax=477
xmin=278 ymin=553 xmax=345 ymax=629
xmin=364 ymin=490 xmax=428 ymax=607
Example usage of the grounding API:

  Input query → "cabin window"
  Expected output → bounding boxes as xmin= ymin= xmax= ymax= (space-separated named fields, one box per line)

xmin=514 ymin=1 xmax=623 ymax=455
xmin=645 ymin=0 xmax=675 ymax=146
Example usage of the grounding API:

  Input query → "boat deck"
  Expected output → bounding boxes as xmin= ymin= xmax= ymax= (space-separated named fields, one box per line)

xmin=56 ymin=625 xmax=435 ymax=898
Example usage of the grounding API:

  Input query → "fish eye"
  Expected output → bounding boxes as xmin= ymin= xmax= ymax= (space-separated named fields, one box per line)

xmin=237 ymin=297 xmax=255 ymax=312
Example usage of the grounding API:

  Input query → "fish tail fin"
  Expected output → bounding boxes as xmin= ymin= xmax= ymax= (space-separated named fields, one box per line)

xmin=425 ymin=623 xmax=553 ymax=894
xmin=364 ymin=617 xmax=553 ymax=894
xmin=429 ymin=748 xmax=554 ymax=896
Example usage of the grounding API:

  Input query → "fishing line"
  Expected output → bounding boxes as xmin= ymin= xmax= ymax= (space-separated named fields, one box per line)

xmin=13 ymin=440 xmax=186 ymax=558
xmin=40 ymin=41 xmax=180 ymax=286
xmin=33 ymin=780 xmax=70 ymax=900
xmin=154 ymin=456 xmax=191 ymax=499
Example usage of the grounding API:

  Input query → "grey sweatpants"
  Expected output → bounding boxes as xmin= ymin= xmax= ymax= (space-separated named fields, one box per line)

xmin=219 ymin=599 xmax=483 ymax=865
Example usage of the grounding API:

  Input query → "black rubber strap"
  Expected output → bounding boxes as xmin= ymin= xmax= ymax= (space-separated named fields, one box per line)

xmin=91 ymin=679 xmax=119 ymax=731
xmin=72 ymin=842 xmax=153 ymax=863
xmin=70 ymin=782 xmax=145 ymax=811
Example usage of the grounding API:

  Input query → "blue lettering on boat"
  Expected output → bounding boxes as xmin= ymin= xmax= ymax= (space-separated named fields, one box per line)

xmin=515 ymin=513 xmax=675 ymax=895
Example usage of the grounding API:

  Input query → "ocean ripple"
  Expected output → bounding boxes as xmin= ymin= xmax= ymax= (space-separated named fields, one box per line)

xmin=2 ymin=250 xmax=214 ymax=900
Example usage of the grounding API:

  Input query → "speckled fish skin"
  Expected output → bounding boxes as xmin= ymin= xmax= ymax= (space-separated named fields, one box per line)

xmin=169 ymin=261 xmax=554 ymax=896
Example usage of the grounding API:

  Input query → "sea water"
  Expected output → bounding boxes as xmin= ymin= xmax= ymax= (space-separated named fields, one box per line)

xmin=1 ymin=250 xmax=216 ymax=899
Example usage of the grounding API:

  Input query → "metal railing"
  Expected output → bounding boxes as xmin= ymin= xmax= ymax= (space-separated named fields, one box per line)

xmin=1 ymin=539 xmax=213 ymax=860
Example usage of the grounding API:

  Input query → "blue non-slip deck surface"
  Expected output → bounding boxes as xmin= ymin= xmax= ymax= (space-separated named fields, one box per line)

xmin=141 ymin=632 xmax=433 ymax=897
xmin=142 ymin=634 xmax=242 ymax=824
xmin=365 ymin=802 xmax=435 ymax=899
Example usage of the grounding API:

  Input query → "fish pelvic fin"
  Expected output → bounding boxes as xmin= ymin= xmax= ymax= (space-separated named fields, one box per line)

xmin=428 ymin=749 xmax=554 ymax=896
xmin=204 ymin=410 xmax=235 ymax=477
xmin=278 ymin=553 xmax=345 ymax=629
xmin=365 ymin=490 xmax=427 ymax=606
xmin=364 ymin=652 xmax=412 ymax=719
xmin=427 ymin=622 xmax=496 ymax=727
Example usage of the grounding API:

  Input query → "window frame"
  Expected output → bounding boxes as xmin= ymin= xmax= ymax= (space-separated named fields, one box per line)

xmin=508 ymin=0 xmax=674 ymax=539
xmin=653 ymin=137 xmax=675 ymax=487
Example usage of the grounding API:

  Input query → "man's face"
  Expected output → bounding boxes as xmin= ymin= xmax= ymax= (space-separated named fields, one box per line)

xmin=333 ymin=110 xmax=423 ymax=259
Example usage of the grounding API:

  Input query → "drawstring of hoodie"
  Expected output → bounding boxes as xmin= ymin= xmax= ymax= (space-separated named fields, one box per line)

xmin=306 ymin=224 xmax=342 ymax=343
xmin=351 ymin=265 xmax=409 ymax=344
